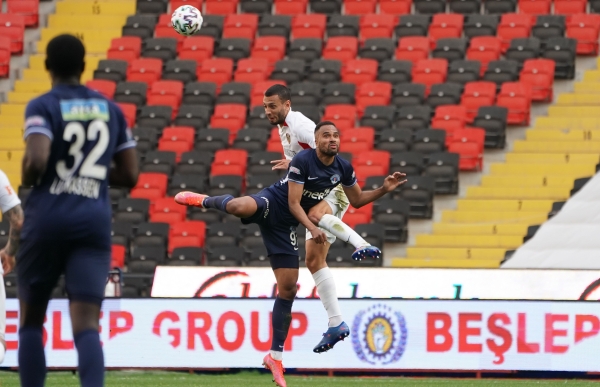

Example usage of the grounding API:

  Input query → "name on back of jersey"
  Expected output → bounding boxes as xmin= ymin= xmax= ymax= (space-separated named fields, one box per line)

xmin=49 ymin=176 xmax=101 ymax=199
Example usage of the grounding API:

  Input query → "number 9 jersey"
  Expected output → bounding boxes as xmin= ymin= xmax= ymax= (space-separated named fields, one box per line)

xmin=21 ymin=84 xmax=136 ymax=244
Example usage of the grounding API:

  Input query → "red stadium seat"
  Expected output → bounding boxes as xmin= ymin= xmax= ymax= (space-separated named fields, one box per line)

xmin=111 ymin=245 xmax=126 ymax=268
xmin=251 ymin=36 xmax=287 ymax=65
xmin=128 ymin=58 xmax=163 ymax=86
xmin=555 ymin=0 xmax=587 ymax=15
xmin=0 ymin=37 xmax=9 ymax=78
xmin=158 ymin=126 xmax=195 ymax=161
xmin=149 ymin=80 xmax=184 ymax=107
xmin=323 ymin=37 xmax=359 ymax=62
xmin=107 ymin=37 xmax=142 ymax=62
xmin=353 ymin=165 xmax=387 ymax=186
xmin=274 ymin=0 xmax=309 ymax=14
xmin=342 ymin=59 xmax=379 ymax=86
xmin=322 ymin=104 xmax=357 ymax=130
xmin=340 ymin=127 xmax=375 ymax=153
xmin=6 ymin=0 xmax=39 ymax=28
xmin=342 ymin=203 xmax=373 ymax=228
xmin=461 ymin=81 xmax=497 ymax=122
xmin=171 ymin=0 xmax=203 ymax=8
xmin=153 ymin=197 xmax=188 ymax=219
xmin=158 ymin=140 xmax=192 ymax=162
xmin=519 ymin=59 xmax=555 ymax=102
xmin=344 ymin=0 xmax=377 ymax=15
xmin=155 ymin=14 xmax=186 ymax=48
xmin=356 ymin=81 xmax=392 ymax=114
xmin=198 ymin=58 xmax=234 ymax=89
xmin=360 ymin=14 xmax=396 ymax=41
xmin=234 ymin=58 xmax=271 ymax=83
xmin=292 ymin=14 xmax=327 ymax=39
xmin=267 ymin=140 xmax=284 ymax=153
xmin=354 ymin=150 xmax=391 ymax=170
xmin=151 ymin=212 xmax=185 ymax=225
xmin=0 ymin=14 xmax=25 ymax=54
xmin=132 ymin=173 xmax=168 ymax=198
xmin=429 ymin=14 xmax=464 ymax=46
xmin=379 ymin=0 xmax=412 ymax=15
xmin=453 ymin=127 xmax=485 ymax=152
xmin=448 ymin=129 xmax=484 ymax=171
xmin=495 ymin=82 xmax=532 ymax=126
xmin=212 ymin=149 xmax=248 ymax=175
xmin=497 ymin=14 xmax=533 ymax=52
xmin=210 ymin=104 xmax=248 ymax=137
xmin=466 ymin=37 xmax=502 ymax=75
xmin=169 ymin=221 xmax=206 ymax=253
xmin=223 ymin=14 xmax=259 ymax=39
xmin=432 ymin=105 xmax=468 ymax=139
xmin=567 ymin=14 xmax=600 ymax=55
xmin=412 ymin=59 xmax=448 ymax=94
xmin=251 ymin=80 xmax=287 ymax=107
xmin=116 ymin=103 xmax=137 ymax=128
xmin=395 ymin=36 xmax=430 ymax=64
xmin=86 ymin=80 xmax=116 ymax=99
xmin=518 ymin=0 xmax=551 ymax=15
xmin=179 ymin=36 xmax=215 ymax=63
xmin=211 ymin=164 xmax=246 ymax=176
xmin=205 ymin=0 xmax=239 ymax=14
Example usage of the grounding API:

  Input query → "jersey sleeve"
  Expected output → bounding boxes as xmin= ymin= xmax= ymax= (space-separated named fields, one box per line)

xmin=341 ymin=162 xmax=358 ymax=188
xmin=24 ymin=98 xmax=54 ymax=140
xmin=113 ymin=104 xmax=136 ymax=153
xmin=287 ymin=153 xmax=307 ymax=184
xmin=0 ymin=170 xmax=21 ymax=214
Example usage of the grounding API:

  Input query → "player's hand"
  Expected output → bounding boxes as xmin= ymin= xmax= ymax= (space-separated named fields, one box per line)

xmin=383 ymin=172 xmax=407 ymax=193
xmin=271 ymin=159 xmax=291 ymax=171
xmin=309 ymin=228 xmax=328 ymax=244
xmin=0 ymin=249 xmax=15 ymax=275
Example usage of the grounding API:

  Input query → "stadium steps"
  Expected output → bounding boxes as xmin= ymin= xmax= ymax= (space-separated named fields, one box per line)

xmin=392 ymin=58 xmax=600 ymax=268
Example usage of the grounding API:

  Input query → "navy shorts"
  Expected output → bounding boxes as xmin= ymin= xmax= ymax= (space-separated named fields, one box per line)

xmin=17 ymin=238 xmax=110 ymax=305
xmin=241 ymin=189 xmax=300 ymax=269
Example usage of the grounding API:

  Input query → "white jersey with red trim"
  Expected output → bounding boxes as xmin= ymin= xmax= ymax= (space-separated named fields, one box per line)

xmin=278 ymin=109 xmax=317 ymax=160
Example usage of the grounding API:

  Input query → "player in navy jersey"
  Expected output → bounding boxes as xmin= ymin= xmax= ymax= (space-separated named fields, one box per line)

xmin=175 ymin=121 xmax=406 ymax=387
xmin=17 ymin=35 xmax=139 ymax=387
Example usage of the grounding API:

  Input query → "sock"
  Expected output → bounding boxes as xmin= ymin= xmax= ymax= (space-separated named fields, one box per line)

xmin=318 ymin=214 xmax=370 ymax=249
xmin=271 ymin=297 xmax=294 ymax=357
xmin=18 ymin=327 xmax=46 ymax=387
xmin=269 ymin=350 xmax=283 ymax=361
xmin=202 ymin=194 xmax=234 ymax=213
xmin=312 ymin=267 xmax=343 ymax=327
xmin=74 ymin=330 xmax=104 ymax=387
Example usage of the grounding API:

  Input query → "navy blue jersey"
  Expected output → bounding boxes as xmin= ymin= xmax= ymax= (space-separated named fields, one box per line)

xmin=268 ymin=149 xmax=357 ymax=215
xmin=21 ymin=84 xmax=136 ymax=244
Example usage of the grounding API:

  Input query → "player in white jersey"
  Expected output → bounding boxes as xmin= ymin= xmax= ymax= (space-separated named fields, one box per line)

xmin=263 ymin=84 xmax=382 ymax=354
xmin=0 ymin=169 xmax=24 ymax=364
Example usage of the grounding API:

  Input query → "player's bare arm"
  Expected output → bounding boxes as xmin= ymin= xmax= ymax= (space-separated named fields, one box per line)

xmin=343 ymin=172 xmax=408 ymax=209
xmin=110 ymin=147 xmax=139 ymax=189
xmin=0 ymin=204 xmax=23 ymax=275
xmin=288 ymin=181 xmax=328 ymax=244
xmin=22 ymin=133 xmax=51 ymax=186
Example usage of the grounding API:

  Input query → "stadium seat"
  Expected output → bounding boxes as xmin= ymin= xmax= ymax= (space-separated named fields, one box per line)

xmin=566 ymin=14 xmax=600 ymax=55
xmin=505 ymin=38 xmax=541 ymax=66
xmin=429 ymin=14 xmax=464 ymax=46
xmin=196 ymin=129 xmax=230 ymax=152
xmin=466 ymin=37 xmax=502 ymax=75
xmin=307 ymin=59 xmax=342 ymax=83
xmin=155 ymin=14 xmax=186 ymax=47
xmin=343 ymin=204 xmax=373 ymax=228
xmin=234 ymin=58 xmax=271 ymax=84
xmin=169 ymin=221 xmax=207 ymax=253
xmin=0 ymin=14 xmax=25 ymax=54
xmin=206 ymin=246 xmax=244 ymax=266
xmin=412 ymin=59 xmax=448 ymax=93
xmin=233 ymin=129 xmax=269 ymax=152
xmin=497 ymin=14 xmax=533 ymax=52
xmin=131 ymin=173 xmax=168 ymax=200
xmin=148 ymin=80 xmax=184 ymax=109
xmin=414 ymin=0 xmax=446 ymax=13
xmin=395 ymin=36 xmax=430 ymax=64
xmin=138 ymin=106 xmax=173 ymax=130
xmin=449 ymin=128 xmax=485 ymax=170
xmin=395 ymin=15 xmax=429 ymax=38
xmin=197 ymin=15 xmax=225 ymax=39
xmin=322 ymin=104 xmax=357 ymax=129
xmin=95 ymin=60 xmax=129 ymax=83
xmin=461 ymin=81 xmax=497 ymax=122
xmin=142 ymin=38 xmax=178 ymax=63
xmin=271 ymin=59 xmax=306 ymax=84
xmin=179 ymin=36 xmax=215 ymax=63
xmin=141 ymin=151 xmax=177 ymax=175
xmin=217 ymin=82 xmax=252 ymax=105
xmin=342 ymin=59 xmax=379 ymax=86
xmin=396 ymin=105 xmax=431 ymax=130
xmin=378 ymin=60 xmax=413 ymax=84
xmin=519 ymin=59 xmax=555 ymax=102
xmin=107 ymin=37 xmax=142 ymax=62
xmin=241 ymin=0 xmax=273 ymax=13
xmin=447 ymin=60 xmax=480 ymax=84
xmin=215 ymin=38 xmax=251 ymax=61
xmin=197 ymin=58 xmax=234 ymax=88
xmin=518 ymin=0 xmax=551 ymax=15
xmin=114 ymin=198 xmax=150 ymax=224
xmin=532 ymin=15 xmax=565 ymax=42
xmin=432 ymin=38 xmax=468 ymax=62
xmin=449 ymin=0 xmax=481 ymax=14
xmin=86 ymin=80 xmax=116 ymax=100
xmin=373 ymin=199 xmax=409 ymax=242
xmin=379 ymin=0 xmax=412 ymax=14
xmin=258 ymin=15 xmax=292 ymax=37
xmin=6 ymin=0 xmax=38 ymax=28
xmin=122 ymin=15 xmax=157 ymax=40
xmin=169 ymin=247 xmax=203 ymax=266
xmin=210 ymin=104 xmax=247 ymax=138
xmin=495 ymin=82 xmax=532 ymax=125
xmin=168 ymin=173 xmax=207 ymax=196
xmin=274 ymin=0 xmax=309 ymax=14
xmin=360 ymin=14 xmax=396 ymax=41
xmin=116 ymin=103 xmax=137 ymax=128
xmin=223 ymin=14 xmax=259 ymax=39
xmin=377 ymin=130 xmax=413 ymax=152
xmin=412 ymin=129 xmax=446 ymax=154
xmin=397 ymin=176 xmax=435 ymax=218
xmin=356 ymin=82 xmax=392 ymax=114
xmin=340 ymin=127 xmax=375 ymax=153
xmin=354 ymin=150 xmax=391 ymax=172
xmin=292 ymin=14 xmax=327 ymax=39
xmin=205 ymin=0 xmax=239 ymax=14
xmin=359 ymin=38 xmax=395 ymax=62
xmin=176 ymin=105 xmax=212 ymax=129
xmin=423 ymin=152 xmax=459 ymax=193
xmin=251 ymin=36 xmax=287 ymax=64
xmin=432 ymin=105 xmax=468 ymax=136
xmin=327 ymin=15 xmax=360 ymax=37
xmin=0 ymin=37 xmax=10 ymax=78
xmin=427 ymin=83 xmax=462 ymax=109
xmin=483 ymin=60 xmax=520 ymax=87
xmin=128 ymin=58 xmax=163 ymax=85
xmin=163 ymin=60 xmax=198 ymax=83
xmin=323 ymin=37 xmax=359 ymax=62
xmin=288 ymin=38 xmax=323 ymax=62
xmin=555 ymin=0 xmax=587 ymax=14
xmin=464 ymin=15 xmax=499 ymax=38
xmin=542 ymin=37 xmax=576 ymax=79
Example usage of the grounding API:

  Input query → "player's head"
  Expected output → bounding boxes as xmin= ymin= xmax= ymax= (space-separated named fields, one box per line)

xmin=45 ymin=34 xmax=86 ymax=84
xmin=314 ymin=121 xmax=340 ymax=156
xmin=263 ymin=84 xmax=291 ymax=126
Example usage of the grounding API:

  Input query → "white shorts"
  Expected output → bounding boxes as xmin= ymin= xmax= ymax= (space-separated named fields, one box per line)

xmin=305 ymin=185 xmax=350 ymax=244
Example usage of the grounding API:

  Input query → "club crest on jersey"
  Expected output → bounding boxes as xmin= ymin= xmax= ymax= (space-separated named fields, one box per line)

xmin=352 ymin=304 xmax=408 ymax=366
xmin=286 ymin=133 xmax=291 ymax=144
xmin=330 ymin=174 xmax=341 ymax=184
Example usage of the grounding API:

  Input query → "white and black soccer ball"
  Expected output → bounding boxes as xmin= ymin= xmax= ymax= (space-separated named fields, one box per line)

xmin=171 ymin=5 xmax=203 ymax=36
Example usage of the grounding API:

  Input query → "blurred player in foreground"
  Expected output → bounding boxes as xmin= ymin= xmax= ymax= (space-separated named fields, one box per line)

xmin=263 ymin=84 xmax=379 ymax=353
xmin=0 ymin=169 xmax=23 ymax=364
xmin=17 ymin=34 xmax=138 ymax=387
xmin=175 ymin=122 xmax=406 ymax=387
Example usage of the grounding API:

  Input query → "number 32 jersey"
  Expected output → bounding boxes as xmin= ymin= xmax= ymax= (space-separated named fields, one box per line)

xmin=22 ymin=85 xmax=136 ymax=243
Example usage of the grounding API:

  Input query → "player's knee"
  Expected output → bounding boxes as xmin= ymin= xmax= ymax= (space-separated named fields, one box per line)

xmin=305 ymin=251 xmax=321 ymax=273
xmin=278 ymin=282 xmax=297 ymax=300
xmin=307 ymin=212 xmax=321 ymax=226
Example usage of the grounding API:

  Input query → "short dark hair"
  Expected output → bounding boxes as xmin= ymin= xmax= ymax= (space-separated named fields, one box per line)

xmin=45 ymin=34 xmax=85 ymax=79
xmin=264 ymin=84 xmax=291 ymax=102
xmin=315 ymin=121 xmax=337 ymax=133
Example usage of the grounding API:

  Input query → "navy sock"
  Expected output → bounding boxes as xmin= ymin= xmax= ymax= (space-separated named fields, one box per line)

xmin=18 ymin=327 xmax=46 ymax=387
xmin=202 ymin=194 xmax=234 ymax=213
xmin=74 ymin=330 xmax=104 ymax=387
xmin=271 ymin=297 xmax=294 ymax=352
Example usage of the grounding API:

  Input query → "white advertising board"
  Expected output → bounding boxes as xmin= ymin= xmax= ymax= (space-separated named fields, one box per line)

xmin=151 ymin=267 xmax=600 ymax=300
xmin=3 ymin=299 xmax=600 ymax=371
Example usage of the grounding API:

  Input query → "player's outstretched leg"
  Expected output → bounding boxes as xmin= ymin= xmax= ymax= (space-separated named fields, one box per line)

xmin=174 ymin=192 xmax=258 ymax=218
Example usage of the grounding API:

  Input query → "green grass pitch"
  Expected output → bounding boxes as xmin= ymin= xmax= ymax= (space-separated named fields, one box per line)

xmin=1 ymin=371 xmax=600 ymax=387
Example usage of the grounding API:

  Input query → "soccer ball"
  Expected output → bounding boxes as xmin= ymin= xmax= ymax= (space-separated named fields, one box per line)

xmin=171 ymin=5 xmax=203 ymax=36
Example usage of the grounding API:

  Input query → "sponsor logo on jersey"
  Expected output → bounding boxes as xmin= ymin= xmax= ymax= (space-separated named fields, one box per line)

xmin=24 ymin=115 xmax=47 ymax=129
xmin=60 ymin=99 xmax=109 ymax=122
xmin=330 ymin=174 xmax=341 ymax=184
xmin=289 ymin=166 xmax=301 ymax=175
xmin=302 ymin=188 xmax=331 ymax=200
xmin=352 ymin=304 xmax=407 ymax=365
xmin=260 ymin=196 xmax=270 ymax=218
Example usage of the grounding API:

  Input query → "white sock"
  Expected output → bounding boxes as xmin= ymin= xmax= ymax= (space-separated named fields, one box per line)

xmin=313 ymin=267 xmax=343 ymax=327
xmin=270 ymin=350 xmax=283 ymax=361
xmin=318 ymin=214 xmax=370 ymax=249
